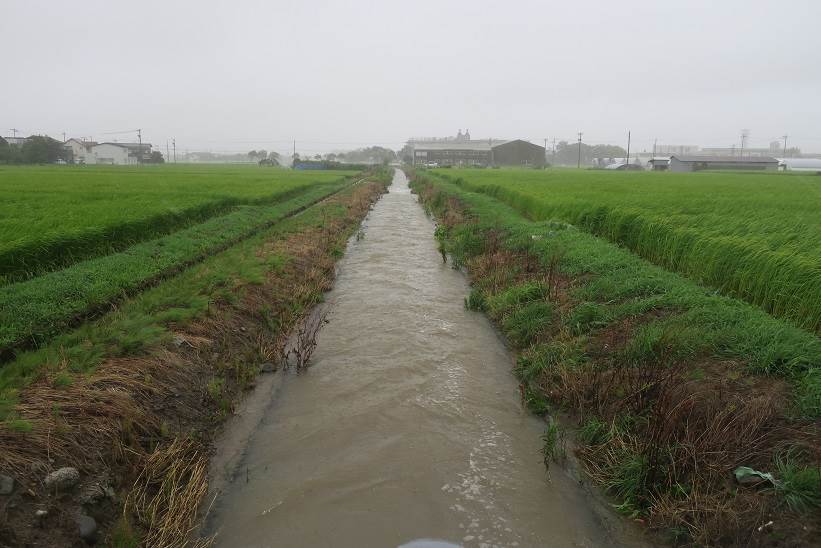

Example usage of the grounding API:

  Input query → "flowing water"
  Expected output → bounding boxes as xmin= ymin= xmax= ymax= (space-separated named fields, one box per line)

xmin=205 ymin=170 xmax=622 ymax=548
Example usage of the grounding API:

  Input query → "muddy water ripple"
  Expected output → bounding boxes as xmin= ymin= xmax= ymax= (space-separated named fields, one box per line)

xmin=205 ymin=170 xmax=619 ymax=548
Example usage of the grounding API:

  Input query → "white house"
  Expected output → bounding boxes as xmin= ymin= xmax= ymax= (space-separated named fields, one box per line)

xmin=87 ymin=142 xmax=152 ymax=165
xmin=64 ymin=138 xmax=97 ymax=164
xmin=91 ymin=143 xmax=135 ymax=165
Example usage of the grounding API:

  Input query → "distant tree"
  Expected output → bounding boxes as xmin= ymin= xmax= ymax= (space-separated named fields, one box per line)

xmin=257 ymin=149 xmax=267 ymax=160
xmin=552 ymin=141 xmax=627 ymax=166
xmin=147 ymin=151 xmax=165 ymax=164
xmin=248 ymin=150 xmax=258 ymax=161
xmin=590 ymin=144 xmax=627 ymax=159
xmin=259 ymin=151 xmax=280 ymax=167
xmin=337 ymin=145 xmax=397 ymax=164
xmin=20 ymin=135 xmax=67 ymax=164
xmin=399 ymin=143 xmax=413 ymax=164
xmin=0 ymin=136 xmax=8 ymax=164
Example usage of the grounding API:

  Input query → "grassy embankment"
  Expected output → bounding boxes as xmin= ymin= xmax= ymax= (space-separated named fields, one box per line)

xmin=430 ymin=168 xmax=821 ymax=334
xmin=0 ymin=167 xmax=358 ymax=358
xmin=0 ymin=165 xmax=356 ymax=284
xmin=0 ymin=168 xmax=391 ymax=546
xmin=411 ymin=170 xmax=820 ymax=547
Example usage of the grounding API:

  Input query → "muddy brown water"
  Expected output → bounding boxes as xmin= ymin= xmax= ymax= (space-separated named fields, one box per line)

xmin=204 ymin=170 xmax=627 ymax=548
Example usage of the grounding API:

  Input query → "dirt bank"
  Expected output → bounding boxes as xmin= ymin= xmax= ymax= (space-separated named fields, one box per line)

xmin=0 ymin=176 xmax=389 ymax=547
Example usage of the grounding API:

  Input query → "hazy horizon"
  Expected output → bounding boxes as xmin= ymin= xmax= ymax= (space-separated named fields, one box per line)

xmin=3 ymin=0 xmax=821 ymax=155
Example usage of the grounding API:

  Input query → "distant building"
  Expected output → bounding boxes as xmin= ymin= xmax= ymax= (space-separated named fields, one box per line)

xmin=778 ymin=158 xmax=821 ymax=173
xmin=699 ymin=147 xmax=775 ymax=158
xmin=647 ymin=157 xmax=670 ymax=171
xmin=91 ymin=143 xmax=132 ymax=165
xmin=669 ymin=155 xmax=778 ymax=172
xmin=654 ymin=144 xmax=699 ymax=155
xmin=64 ymin=138 xmax=98 ymax=164
xmin=89 ymin=142 xmax=152 ymax=165
xmin=3 ymin=136 xmax=28 ymax=147
xmin=412 ymin=138 xmax=545 ymax=167
xmin=604 ymin=162 xmax=643 ymax=171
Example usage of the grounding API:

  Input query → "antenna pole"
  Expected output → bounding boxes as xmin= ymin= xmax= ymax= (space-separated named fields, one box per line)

xmin=626 ymin=130 xmax=631 ymax=166
xmin=577 ymin=132 xmax=583 ymax=168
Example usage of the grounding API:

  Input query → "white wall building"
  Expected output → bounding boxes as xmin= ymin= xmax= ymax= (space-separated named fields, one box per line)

xmin=91 ymin=143 xmax=135 ymax=165
xmin=778 ymin=158 xmax=821 ymax=173
xmin=64 ymin=138 xmax=97 ymax=164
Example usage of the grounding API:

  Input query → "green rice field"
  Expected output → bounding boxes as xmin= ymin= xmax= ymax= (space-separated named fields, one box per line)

xmin=432 ymin=168 xmax=821 ymax=333
xmin=0 ymin=164 xmax=355 ymax=283
xmin=0 ymin=164 xmax=358 ymax=355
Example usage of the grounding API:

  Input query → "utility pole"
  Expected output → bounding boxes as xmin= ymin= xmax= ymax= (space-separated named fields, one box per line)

xmin=544 ymin=138 xmax=548 ymax=168
xmin=62 ymin=132 xmax=66 ymax=143
xmin=172 ymin=138 xmax=176 ymax=163
xmin=166 ymin=140 xmax=170 ymax=162
xmin=740 ymin=129 xmax=749 ymax=157
xmin=552 ymin=138 xmax=557 ymax=166
xmin=652 ymin=138 xmax=657 ymax=158
xmin=626 ymin=130 xmax=631 ymax=166
xmin=137 ymin=129 xmax=142 ymax=164
xmin=577 ymin=132 xmax=583 ymax=169
xmin=782 ymin=135 xmax=789 ymax=157
xmin=9 ymin=128 xmax=19 ymax=138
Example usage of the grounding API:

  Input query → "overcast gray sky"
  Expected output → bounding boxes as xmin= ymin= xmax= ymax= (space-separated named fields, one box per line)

xmin=3 ymin=0 xmax=821 ymax=154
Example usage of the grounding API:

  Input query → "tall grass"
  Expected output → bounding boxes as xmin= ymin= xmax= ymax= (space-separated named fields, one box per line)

xmin=432 ymin=169 xmax=821 ymax=333
xmin=0 ymin=165 xmax=356 ymax=283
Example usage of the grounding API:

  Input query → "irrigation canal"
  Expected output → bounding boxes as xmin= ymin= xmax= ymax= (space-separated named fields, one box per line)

xmin=204 ymin=170 xmax=622 ymax=547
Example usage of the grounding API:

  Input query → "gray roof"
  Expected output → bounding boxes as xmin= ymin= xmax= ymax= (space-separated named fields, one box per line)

xmin=413 ymin=139 xmax=510 ymax=151
xmin=98 ymin=142 xmax=151 ymax=151
xmin=671 ymin=155 xmax=778 ymax=163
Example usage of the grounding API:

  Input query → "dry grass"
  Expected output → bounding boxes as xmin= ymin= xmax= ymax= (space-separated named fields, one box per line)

xmin=0 ymin=352 xmax=200 ymax=481
xmin=126 ymin=437 xmax=212 ymax=548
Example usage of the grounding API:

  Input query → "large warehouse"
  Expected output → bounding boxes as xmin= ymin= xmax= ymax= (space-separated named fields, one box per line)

xmin=412 ymin=139 xmax=545 ymax=167
xmin=669 ymin=155 xmax=779 ymax=172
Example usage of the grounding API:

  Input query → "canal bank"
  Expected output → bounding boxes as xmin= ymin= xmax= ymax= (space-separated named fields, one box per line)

xmin=204 ymin=170 xmax=624 ymax=547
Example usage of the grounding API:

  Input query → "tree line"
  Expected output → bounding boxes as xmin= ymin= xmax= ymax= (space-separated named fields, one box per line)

xmin=0 ymin=135 xmax=68 ymax=164
xmin=550 ymin=142 xmax=628 ymax=166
